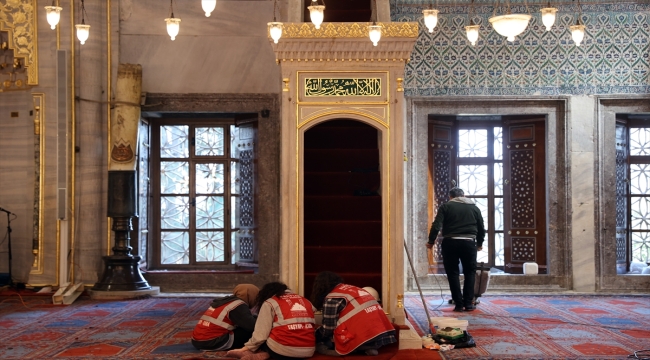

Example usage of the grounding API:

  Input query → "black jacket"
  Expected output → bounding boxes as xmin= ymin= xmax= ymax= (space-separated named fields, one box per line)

xmin=428 ymin=197 xmax=485 ymax=247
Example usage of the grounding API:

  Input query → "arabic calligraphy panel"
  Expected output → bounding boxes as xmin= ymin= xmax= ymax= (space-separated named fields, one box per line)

xmin=305 ymin=78 xmax=381 ymax=97
xmin=298 ymin=72 xmax=389 ymax=104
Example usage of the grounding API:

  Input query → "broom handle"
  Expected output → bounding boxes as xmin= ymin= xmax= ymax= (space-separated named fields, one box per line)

xmin=403 ymin=240 xmax=435 ymax=334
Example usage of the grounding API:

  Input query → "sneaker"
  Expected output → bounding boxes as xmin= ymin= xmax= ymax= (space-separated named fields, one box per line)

xmin=464 ymin=304 xmax=476 ymax=311
xmin=453 ymin=305 xmax=464 ymax=312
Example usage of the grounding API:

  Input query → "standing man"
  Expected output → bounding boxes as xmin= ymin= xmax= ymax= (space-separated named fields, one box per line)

xmin=426 ymin=187 xmax=485 ymax=312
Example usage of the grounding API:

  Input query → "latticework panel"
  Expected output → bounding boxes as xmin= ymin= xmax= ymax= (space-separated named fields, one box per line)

xmin=433 ymin=150 xmax=451 ymax=213
xmin=239 ymin=236 xmax=254 ymax=261
xmin=239 ymin=149 xmax=254 ymax=227
xmin=615 ymin=123 xmax=628 ymax=263
xmin=512 ymin=237 xmax=536 ymax=262
xmin=510 ymin=149 xmax=535 ymax=228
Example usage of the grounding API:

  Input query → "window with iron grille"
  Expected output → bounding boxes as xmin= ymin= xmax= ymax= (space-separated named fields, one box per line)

xmin=149 ymin=120 xmax=243 ymax=268
xmin=616 ymin=117 xmax=650 ymax=272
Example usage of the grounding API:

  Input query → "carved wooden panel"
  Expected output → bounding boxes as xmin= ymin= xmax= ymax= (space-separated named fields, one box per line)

xmin=503 ymin=119 xmax=546 ymax=274
xmin=240 ymin=236 xmax=254 ymax=260
xmin=510 ymin=149 xmax=536 ymax=229
xmin=510 ymin=125 xmax=535 ymax=141
xmin=429 ymin=123 xmax=455 ymax=271
xmin=433 ymin=151 xmax=451 ymax=215
xmin=511 ymin=237 xmax=536 ymax=262
xmin=239 ymin=149 xmax=254 ymax=228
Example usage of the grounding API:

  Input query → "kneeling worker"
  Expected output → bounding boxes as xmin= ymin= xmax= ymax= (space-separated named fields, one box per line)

xmin=227 ymin=282 xmax=316 ymax=360
xmin=192 ymin=284 xmax=259 ymax=350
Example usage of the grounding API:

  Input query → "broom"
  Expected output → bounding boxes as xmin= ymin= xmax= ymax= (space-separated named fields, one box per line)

xmin=404 ymin=240 xmax=435 ymax=335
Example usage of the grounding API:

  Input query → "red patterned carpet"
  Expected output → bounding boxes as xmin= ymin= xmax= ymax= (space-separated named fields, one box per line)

xmin=0 ymin=293 xmax=441 ymax=360
xmin=403 ymin=294 xmax=650 ymax=360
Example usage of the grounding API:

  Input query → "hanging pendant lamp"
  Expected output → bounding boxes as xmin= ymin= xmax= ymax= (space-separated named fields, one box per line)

xmin=368 ymin=0 xmax=381 ymax=46
xmin=465 ymin=0 xmax=479 ymax=46
xmin=466 ymin=22 xmax=479 ymax=46
xmin=75 ymin=0 xmax=90 ymax=45
xmin=45 ymin=0 xmax=63 ymax=30
xmin=540 ymin=2 xmax=557 ymax=32
xmin=368 ymin=23 xmax=382 ymax=46
xmin=422 ymin=9 xmax=439 ymax=33
xmin=268 ymin=0 xmax=283 ymax=43
xmin=489 ymin=0 xmax=531 ymax=42
xmin=202 ymin=0 xmax=217 ymax=17
xmin=570 ymin=19 xmax=585 ymax=46
xmin=570 ymin=0 xmax=585 ymax=46
xmin=308 ymin=0 xmax=325 ymax=29
xmin=165 ymin=0 xmax=181 ymax=41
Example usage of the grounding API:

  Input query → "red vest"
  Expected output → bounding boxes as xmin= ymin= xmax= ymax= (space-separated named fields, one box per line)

xmin=266 ymin=294 xmax=316 ymax=349
xmin=192 ymin=299 xmax=244 ymax=341
xmin=326 ymin=284 xmax=394 ymax=355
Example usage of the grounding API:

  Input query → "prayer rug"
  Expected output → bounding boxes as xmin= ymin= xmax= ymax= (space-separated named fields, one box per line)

xmin=403 ymin=294 xmax=650 ymax=360
xmin=0 ymin=294 xmax=441 ymax=360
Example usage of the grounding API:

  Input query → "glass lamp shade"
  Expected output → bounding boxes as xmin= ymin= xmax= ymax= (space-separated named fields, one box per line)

xmin=45 ymin=6 xmax=63 ymax=30
xmin=368 ymin=24 xmax=382 ymax=46
xmin=570 ymin=23 xmax=585 ymax=46
xmin=202 ymin=0 xmax=217 ymax=17
xmin=540 ymin=7 xmax=557 ymax=31
xmin=422 ymin=9 xmax=439 ymax=33
xmin=76 ymin=24 xmax=90 ymax=45
xmin=489 ymin=13 xmax=531 ymax=42
xmin=165 ymin=17 xmax=181 ymax=41
xmin=268 ymin=22 xmax=283 ymax=44
xmin=465 ymin=24 xmax=480 ymax=46
xmin=308 ymin=4 xmax=325 ymax=29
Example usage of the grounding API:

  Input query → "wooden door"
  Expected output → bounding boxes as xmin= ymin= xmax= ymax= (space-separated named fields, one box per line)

xmin=428 ymin=120 xmax=456 ymax=273
xmin=502 ymin=118 xmax=547 ymax=274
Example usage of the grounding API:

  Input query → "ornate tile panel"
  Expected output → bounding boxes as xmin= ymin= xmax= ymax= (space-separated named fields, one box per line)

xmin=393 ymin=2 xmax=650 ymax=95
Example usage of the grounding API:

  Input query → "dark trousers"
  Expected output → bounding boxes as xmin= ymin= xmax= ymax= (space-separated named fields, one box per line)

xmin=441 ymin=238 xmax=477 ymax=307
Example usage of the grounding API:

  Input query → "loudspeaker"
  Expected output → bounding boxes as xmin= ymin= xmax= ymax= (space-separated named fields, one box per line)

xmin=56 ymin=50 xmax=70 ymax=220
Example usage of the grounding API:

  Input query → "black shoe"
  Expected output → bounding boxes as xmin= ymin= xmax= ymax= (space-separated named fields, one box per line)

xmin=453 ymin=305 xmax=464 ymax=312
xmin=464 ymin=304 xmax=476 ymax=311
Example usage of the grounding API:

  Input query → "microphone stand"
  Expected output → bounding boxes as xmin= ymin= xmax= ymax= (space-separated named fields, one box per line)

xmin=1 ymin=209 xmax=13 ymax=288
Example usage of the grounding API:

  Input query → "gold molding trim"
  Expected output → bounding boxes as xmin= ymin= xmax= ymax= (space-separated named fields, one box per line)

xmin=30 ymin=92 xmax=44 ymax=274
xmin=280 ymin=22 xmax=419 ymax=39
xmin=0 ymin=0 xmax=38 ymax=85
xmin=293 ymin=70 xmax=392 ymax=306
xmin=298 ymin=110 xmax=388 ymax=130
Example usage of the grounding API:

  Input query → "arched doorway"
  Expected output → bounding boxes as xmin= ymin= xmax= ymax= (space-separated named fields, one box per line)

xmin=302 ymin=119 xmax=382 ymax=300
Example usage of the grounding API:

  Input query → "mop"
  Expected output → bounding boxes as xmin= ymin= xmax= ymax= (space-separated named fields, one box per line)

xmin=403 ymin=241 xmax=435 ymax=336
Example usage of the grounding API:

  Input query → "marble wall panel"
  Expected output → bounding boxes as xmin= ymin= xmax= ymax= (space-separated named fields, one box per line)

xmin=0 ymin=92 xmax=36 ymax=282
xmin=570 ymin=96 xmax=596 ymax=153
xmin=570 ymin=151 xmax=596 ymax=292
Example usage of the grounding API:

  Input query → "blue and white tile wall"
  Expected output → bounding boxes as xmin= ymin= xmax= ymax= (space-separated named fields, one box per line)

xmin=392 ymin=1 xmax=650 ymax=96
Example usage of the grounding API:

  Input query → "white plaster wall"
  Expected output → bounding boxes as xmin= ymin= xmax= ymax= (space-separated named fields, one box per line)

xmin=119 ymin=0 xmax=281 ymax=94
xmin=569 ymin=96 xmax=597 ymax=292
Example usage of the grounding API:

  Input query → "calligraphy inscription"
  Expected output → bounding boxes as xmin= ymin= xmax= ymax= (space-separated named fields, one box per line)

xmin=305 ymin=78 xmax=381 ymax=97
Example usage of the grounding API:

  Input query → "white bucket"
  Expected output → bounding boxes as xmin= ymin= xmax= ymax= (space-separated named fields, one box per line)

xmin=429 ymin=316 xmax=456 ymax=328
xmin=437 ymin=319 xmax=468 ymax=331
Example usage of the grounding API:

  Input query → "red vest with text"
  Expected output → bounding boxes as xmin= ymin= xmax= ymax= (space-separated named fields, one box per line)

xmin=266 ymin=294 xmax=316 ymax=349
xmin=192 ymin=299 xmax=244 ymax=341
xmin=326 ymin=284 xmax=394 ymax=355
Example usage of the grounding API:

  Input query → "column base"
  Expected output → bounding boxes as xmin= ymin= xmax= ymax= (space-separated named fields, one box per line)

xmin=92 ymin=255 xmax=152 ymax=291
